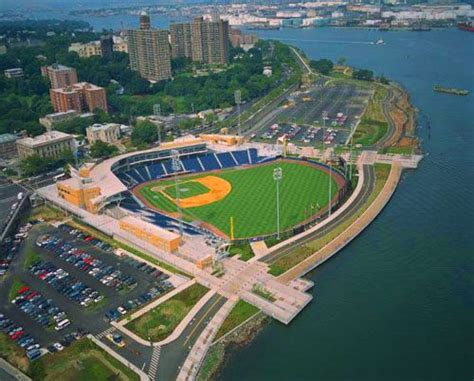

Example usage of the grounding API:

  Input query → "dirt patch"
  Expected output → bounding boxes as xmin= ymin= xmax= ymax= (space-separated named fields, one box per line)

xmin=171 ymin=176 xmax=232 ymax=209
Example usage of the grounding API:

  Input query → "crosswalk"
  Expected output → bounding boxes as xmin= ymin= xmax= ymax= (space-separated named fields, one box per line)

xmin=96 ymin=326 xmax=115 ymax=340
xmin=148 ymin=346 xmax=161 ymax=380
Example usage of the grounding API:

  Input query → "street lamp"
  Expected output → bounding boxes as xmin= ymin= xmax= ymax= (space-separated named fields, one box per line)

xmin=171 ymin=149 xmax=183 ymax=237
xmin=273 ymin=167 xmax=283 ymax=240
xmin=234 ymin=90 xmax=242 ymax=136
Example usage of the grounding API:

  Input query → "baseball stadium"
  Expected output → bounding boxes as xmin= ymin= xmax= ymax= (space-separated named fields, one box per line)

xmin=39 ymin=134 xmax=349 ymax=269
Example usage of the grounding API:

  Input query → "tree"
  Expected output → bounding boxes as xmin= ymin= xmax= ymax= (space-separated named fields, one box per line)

xmin=310 ymin=59 xmax=334 ymax=75
xmin=337 ymin=57 xmax=347 ymax=66
xmin=353 ymin=69 xmax=374 ymax=81
xmin=90 ymin=140 xmax=118 ymax=158
xmin=20 ymin=154 xmax=56 ymax=177
xmin=131 ymin=120 xmax=158 ymax=147
xmin=379 ymin=75 xmax=390 ymax=85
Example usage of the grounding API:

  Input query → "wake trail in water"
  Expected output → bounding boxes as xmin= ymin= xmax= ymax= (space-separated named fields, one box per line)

xmin=274 ymin=37 xmax=374 ymax=45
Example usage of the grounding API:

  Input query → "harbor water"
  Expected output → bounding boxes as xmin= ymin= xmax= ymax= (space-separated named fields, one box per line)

xmin=217 ymin=27 xmax=474 ymax=381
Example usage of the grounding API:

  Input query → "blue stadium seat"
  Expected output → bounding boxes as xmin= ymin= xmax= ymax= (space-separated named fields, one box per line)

xmin=232 ymin=150 xmax=250 ymax=165
xmin=199 ymin=154 xmax=220 ymax=171
xmin=217 ymin=152 xmax=236 ymax=168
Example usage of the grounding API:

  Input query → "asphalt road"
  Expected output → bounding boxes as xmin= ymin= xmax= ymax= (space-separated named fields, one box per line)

xmin=261 ymin=164 xmax=375 ymax=264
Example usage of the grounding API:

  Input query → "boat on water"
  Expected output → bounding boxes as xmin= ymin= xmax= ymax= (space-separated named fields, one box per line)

xmin=458 ymin=22 xmax=474 ymax=32
xmin=434 ymin=86 xmax=469 ymax=96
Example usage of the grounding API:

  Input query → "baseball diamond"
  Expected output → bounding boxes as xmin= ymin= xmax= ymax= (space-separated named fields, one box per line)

xmin=134 ymin=160 xmax=344 ymax=239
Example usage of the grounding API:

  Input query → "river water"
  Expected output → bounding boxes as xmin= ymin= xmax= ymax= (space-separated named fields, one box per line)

xmin=216 ymin=28 xmax=474 ymax=381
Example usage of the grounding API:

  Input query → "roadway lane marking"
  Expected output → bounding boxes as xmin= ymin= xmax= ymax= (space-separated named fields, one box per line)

xmin=182 ymin=296 xmax=223 ymax=347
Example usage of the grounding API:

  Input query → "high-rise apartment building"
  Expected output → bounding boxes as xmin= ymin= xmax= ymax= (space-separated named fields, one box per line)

xmin=170 ymin=17 xmax=230 ymax=65
xmin=50 ymin=82 xmax=108 ymax=114
xmin=100 ymin=35 xmax=114 ymax=60
xmin=42 ymin=64 xmax=78 ymax=89
xmin=170 ymin=23 xmax=193 ymax=59
xmin=127 ymin=13 xmax=172 ymax=82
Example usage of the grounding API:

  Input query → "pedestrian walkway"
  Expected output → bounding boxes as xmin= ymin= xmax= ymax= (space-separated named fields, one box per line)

xmin=96 ymin=326 xmax=115 ymax=340
xmin=148 ymin=346 xmax=161 ymax=380
xmin=176 ymin=300 xmax=236 ymax=381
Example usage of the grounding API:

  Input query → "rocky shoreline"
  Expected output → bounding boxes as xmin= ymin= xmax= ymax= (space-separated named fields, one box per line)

xmin=197 ymin=313 xmax=270 ymax=381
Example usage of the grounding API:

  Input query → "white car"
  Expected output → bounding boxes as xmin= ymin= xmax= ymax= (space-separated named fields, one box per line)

xmin=53 ymin=342 xmax=64 ymax=352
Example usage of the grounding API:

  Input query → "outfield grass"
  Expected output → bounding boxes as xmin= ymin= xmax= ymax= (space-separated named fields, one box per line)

xmin=39 ymin=338 xmax=139 ymax=381
xmin=125 ymin=283 xmax=209 ymax=342
xmin=269 ymin=164 xmax=391 ymax=275
xmin=214 ymin=300 xmax=259 ymax=341
xmin=138 ymin=161 xmax=338 ymax=239
xmin=163 ymin=180 xmax=210 ymax=199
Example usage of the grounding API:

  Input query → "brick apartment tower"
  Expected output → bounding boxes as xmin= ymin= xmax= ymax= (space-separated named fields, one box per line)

xmin=127 ymin=12 xmax=172 ymax=82
xmin=50 ymin=82 xmax=108 ymax=113
xmin=42 ymin=64 xmax=78 ymax=89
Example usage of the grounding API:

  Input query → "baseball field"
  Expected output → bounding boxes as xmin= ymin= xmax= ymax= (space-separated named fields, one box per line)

xmin=135 ymin=160 xmax=341 ymax=239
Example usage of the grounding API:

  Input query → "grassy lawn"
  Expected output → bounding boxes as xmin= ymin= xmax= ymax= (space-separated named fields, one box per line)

xmin=8 ymin=278 xmax=26 ymax=302
xmin=163 ymin=180 xmax=210 ymax=199
xmin=23 ymin=247 xmax=41 ymax=269
xmin=269 ymin=164 xmax=392 ymax=275
xmin=0 ymin=332 xmax=30 ymax=375
xmin=68 ymin=220 xmax=190 ymax=278
xmin=382 ymin=145 xmax=414 ymax=155
xmin=24 ymin=205 xmax=65 ymax=223
xmin=139 ymin=161 xmax=339 ymax=239
xmin=125 ymin=283 xmax=209 ymax=342
xmin=214 ymin=300 xmax=259 ymax=341
xmin=353 ymin=85 xmax=389 ymax=147
xmin=38 ymin=338 xmax=139 ymax=381
xmin=197 ymin=343 xmax=225 ymax=381
xmin=229 ymin=242 xmax=254 ymax=261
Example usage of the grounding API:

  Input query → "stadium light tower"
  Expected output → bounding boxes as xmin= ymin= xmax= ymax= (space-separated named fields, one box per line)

xmin=273 ymin=167 xmax=283 ymax=240
xmin=153 ymin=103 xmax=162 ymax=144
xmin=322 ymin=111 xmax=332 ymax=218
xmin=171 ymin=149 xmax=183 ymax=237
xmin=234 ymin=90 xmax=242 ymax=137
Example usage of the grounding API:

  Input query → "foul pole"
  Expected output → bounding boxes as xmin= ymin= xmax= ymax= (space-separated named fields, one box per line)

xmin=273 ymin=167 xmax=283 ymax=240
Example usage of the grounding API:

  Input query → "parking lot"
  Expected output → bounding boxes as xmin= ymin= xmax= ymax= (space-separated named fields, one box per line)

xmin=0 ymin=222 xmax=181 ymax=354
xmin=255 ymin=82 xmax=372 ymax=146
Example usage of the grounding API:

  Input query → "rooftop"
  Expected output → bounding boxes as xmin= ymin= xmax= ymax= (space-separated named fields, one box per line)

xmin=87 ymin=123 xmax=120 ymax=132
xmin=47 ymin=64 xmax=75 ymax=71
xmin=0 ymin=133 xmax=17 ymax=144
xmin=120 ymin=215 xmax=180 ymax=241
xmin=17 ymin=131 xmax=73 ymax=147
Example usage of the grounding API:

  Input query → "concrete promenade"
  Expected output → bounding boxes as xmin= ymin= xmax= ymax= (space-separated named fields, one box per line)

xmin=278 ymin=162 xmax=402 ymax=283
xmin=176 ymin=299 xmax=236 ymax=381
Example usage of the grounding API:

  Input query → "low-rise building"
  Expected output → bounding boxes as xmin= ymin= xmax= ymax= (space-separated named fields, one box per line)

xmin=119 ymin=216 xmax=181 ymax=253
xmin=0 ymin=133 xmax=18 ymax=159
xmin=50 ymin=82 xmax=108 ymax=114
xmin=68 ymin=41 xmax=102 ymax=58
xmin=16 ymin=131 xmax=76 ymax=159
xmin=86 ymin=123 xmax=121 ymax=144
xmin=4 ymin=68 xmax=24 ymax=79
xmin=68 ymin=36 xmax=128 ymax=58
